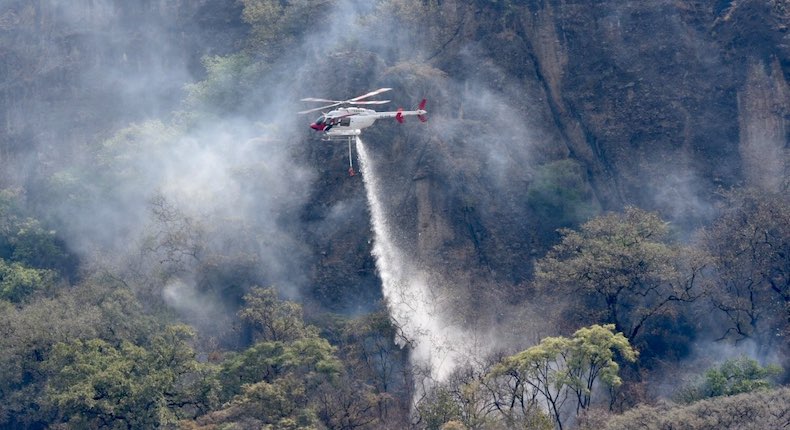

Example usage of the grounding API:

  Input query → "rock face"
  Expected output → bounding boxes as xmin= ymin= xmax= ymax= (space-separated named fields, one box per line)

xmin=738 ymin=59 xmax=789 ymax=192
xmin=309 ymin=0 xmax=789 ymax=315
xmin=0 ymin=0 xmax=787 ymax=315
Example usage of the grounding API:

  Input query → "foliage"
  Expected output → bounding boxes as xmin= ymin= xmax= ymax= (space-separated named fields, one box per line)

xmin=526 ymin=159 xmax=600 ymax=228
xmin=44 ymin=325 xmax=215 ymax=429
xmin=0 ymin=281 xmax=159 ymax=428
xmin=417 ymin=387 xmax=463 ymax=430
xmin=0 ymin=258 xmax=54 ymax=302
xmin=191 ymin=378 xmax=320 ymax=430
xmin=489 ymin=324 xmax=637 ymax=430
xmin=535 ymin=207 xmax=703 ymax=343
xmin=218 ymin=337 xmax=342 ymax=401
xmin=45 ymin=339 xmax=168 ymax=429
xmin=185 ymin=53 xmax=262 ymax=115
xmin=96 ymin=120 xmax=181 ymax=188
xmin=187 ymin=291 xmax=353 ymax=430
xmin=0 ymin=188 xmax=74 ymax=276
xmin=41 ymin=120 xmax=184 ymax=262
xmin=241 ymin=0 xmax=332 ymax=57
xmin=604 ymin=387 xmax=790 ymax=430
xmin=674 ymin=356 xmax=782 ymax=403
xmin=239 ymin=286 xmax=317 ymax=342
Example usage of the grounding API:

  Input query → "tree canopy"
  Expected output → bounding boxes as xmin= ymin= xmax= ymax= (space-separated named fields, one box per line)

xmin=490 ymin=324 xmax=637 ymax=429
xmin=535 ymin=207 xmax=703 ymax=343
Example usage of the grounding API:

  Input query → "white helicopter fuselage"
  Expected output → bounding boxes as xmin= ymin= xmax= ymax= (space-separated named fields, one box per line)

xmin=310 ymin=105 xmax=428 ymax=138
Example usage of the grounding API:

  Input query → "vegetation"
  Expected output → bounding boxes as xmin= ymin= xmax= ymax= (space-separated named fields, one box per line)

xmin=489 ymin=324 xmax=636 ymax=429
xmin=674 ymin=356 xmax=782 ymax=403
xmin=534 ymin=207 xmax=704 ymax=346
xmin=702 ymin=189 xmax=790 ymax=355
xmin=601 ymin=387 xmax=790 ymax=430
xmin=1 ymin=1 xmax=788 ymax=429
xmin=526 ymin=159 xmax=600 ymax=228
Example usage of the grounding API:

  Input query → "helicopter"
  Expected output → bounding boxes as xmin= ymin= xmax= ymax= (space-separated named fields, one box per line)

xmin=299 ymin=88 xmax=427 ymax=176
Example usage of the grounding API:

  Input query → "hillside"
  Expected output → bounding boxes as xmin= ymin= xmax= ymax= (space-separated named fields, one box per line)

xmin=0 ymin=1 xmax=787 ymax=429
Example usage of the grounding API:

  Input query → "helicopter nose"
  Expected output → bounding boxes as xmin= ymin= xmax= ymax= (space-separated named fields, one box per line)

xmin=310 ymin=123 xmax=322 ymax=131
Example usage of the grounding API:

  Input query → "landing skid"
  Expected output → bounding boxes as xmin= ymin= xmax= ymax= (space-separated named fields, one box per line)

xmin=321 ymin=133 xmax=359 ymax=177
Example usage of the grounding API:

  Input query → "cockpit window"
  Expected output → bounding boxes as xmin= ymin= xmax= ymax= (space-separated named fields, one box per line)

xmin=315 ymin=116 xmax=325 ymax=125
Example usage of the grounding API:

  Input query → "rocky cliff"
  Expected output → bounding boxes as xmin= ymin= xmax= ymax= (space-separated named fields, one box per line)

xmin=1 ymin=0 xmax=787 ymax=317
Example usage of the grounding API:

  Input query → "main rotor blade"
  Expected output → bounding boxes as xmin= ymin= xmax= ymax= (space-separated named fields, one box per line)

xmin=298 ymin=103 xmax=340 ymax=114
xmin=300 ymin=97 xmax=342 ymax=103
xmin=349 ymin=100 xmax=390 ymax=105
xmin=350 ymin=87 xmax=392 ymax=102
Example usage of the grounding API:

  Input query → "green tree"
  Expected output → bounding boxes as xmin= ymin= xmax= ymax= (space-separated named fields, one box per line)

xmin=675 ymin=356 xmax=782 ymax=403
xmin=0 ymin=281 xmax=157 ymax=428
xmin=417 ymin=387 xmax=463 ymax=430
xmin=489 ymin=324 xmax=637 ymax=430
xmin=526 ymin=159 xmax=600 ymax=228
xmin=44 ymin=325 xmax=215 ymax=429
xmin=0 ymin=188 xmax=74 ymax=275
xmin=564 ymin=325 xmax=638 ymax=413
xmin=241 ymin=0 xmax=331 ymax=58
xmin=239 ymin=286 xmax=316 ymax=342
xmin=191 ymin=336 xmax=341 ymax=429
xmin=0 ymin=258 xmax=54 ymax=302
xmin=218 ymin=336 xmax=342 ymax=402
xmin=184 ymin=53 xmax=262 ymax=115
xmin=535 ymin=207 xmax=703 ymax=342
xmin=45 ymin=339 xmax=167 ymax=429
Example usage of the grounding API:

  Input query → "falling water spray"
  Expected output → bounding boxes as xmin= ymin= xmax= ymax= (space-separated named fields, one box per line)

xmin=355 ymin=136 xmax=468 ymax=389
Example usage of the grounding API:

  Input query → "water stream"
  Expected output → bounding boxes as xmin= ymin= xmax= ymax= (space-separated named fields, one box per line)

xmin=355 ymin=136 xmax=463 ymax=387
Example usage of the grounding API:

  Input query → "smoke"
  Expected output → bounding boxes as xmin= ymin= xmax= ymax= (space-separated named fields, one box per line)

xmin=0 ymin=1 xmax=326 ymax=321
xmin=162 ymin=278 xmax=232 ymax=334
xmin=4 ymin=1 xmax=562 ymax=392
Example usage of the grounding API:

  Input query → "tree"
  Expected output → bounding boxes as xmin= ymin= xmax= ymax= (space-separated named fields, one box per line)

xmin=44 ymin=325 xmax=216 ymax=429
xmin=218 ymin=336 xmax=342 ymax=400
xmin=703 ymin=189 xmax=789 ymax=355
xmin=489 ymin=324 xmax=637 ymax=430
xmin=0 ymin=281 xmax=157 ymax=428
xmin=191 ymin=335 xmax=342 ymax=429
xmin=417 ymin=387 xmax=463 ymax=430
xmin=0 ymin=258 xmax=54 ymax=303
xmin=45 ymin=339 xmax=168 ymax=429
xmin=603 ymin=387 xmax=790 ymax=430
xmin=241 ymin=0 xmax=331 ymax=58
xmin=535 ymin=207 xmax=703 ymax=342
xmin=184 ymin=53 xmax=262 ymax=115
xmin=526 ymin=159 xmax=600 ymax=229
xmin=337 ymin=308 xmax=411 ymax=422
xmin=0 ymin=188 xmax=75 ymax=276
xmin=674 ymin=356 xmax=782 ymax=403
xmin=239 ymin=286 xmax=316 ymax=343
xmin=480 ymin=354 xmax=554 ymax=430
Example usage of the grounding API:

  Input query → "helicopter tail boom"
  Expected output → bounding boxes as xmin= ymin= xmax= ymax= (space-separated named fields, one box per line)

xmin=382 ymin=99 xmax=428 ymax=123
